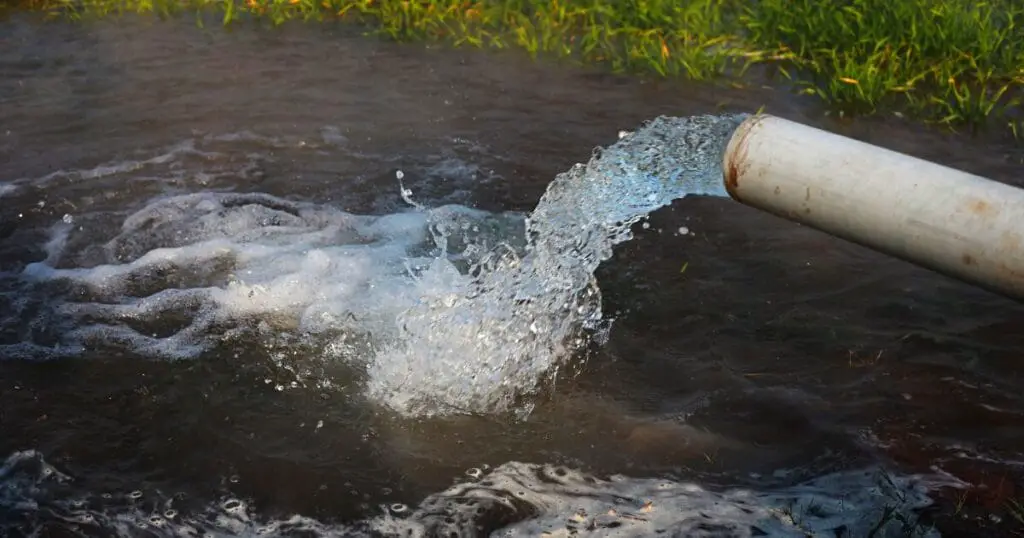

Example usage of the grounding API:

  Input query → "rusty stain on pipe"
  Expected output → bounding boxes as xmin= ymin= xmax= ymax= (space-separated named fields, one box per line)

xmin=719 ymin=113 xmax=1024 ymax=301
xmin=723 ymin=114 xmax=761 ymax=200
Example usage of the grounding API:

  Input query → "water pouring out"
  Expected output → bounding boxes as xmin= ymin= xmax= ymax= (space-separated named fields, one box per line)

xmin=9 ymin=114 xmax=748 ymax=419
xmin=365 ymin=114 xmax=748 ymax=417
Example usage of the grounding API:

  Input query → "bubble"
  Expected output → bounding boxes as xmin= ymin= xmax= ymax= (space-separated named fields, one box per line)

xmin=389 ymin=503 xmax=408 ymax=514
xmin=129 ymin=490 xmax=143 ymax=500
xmin=465 ymin=468 xmax=482 ymax=479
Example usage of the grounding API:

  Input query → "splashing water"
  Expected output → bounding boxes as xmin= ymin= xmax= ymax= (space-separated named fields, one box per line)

xmin=0 ymin=116 xmax=948 ymax=536
xmin=367 ymin=114 xmax=746 ymax=416
xmin=4 ymin=114 xmax=746 ymax=418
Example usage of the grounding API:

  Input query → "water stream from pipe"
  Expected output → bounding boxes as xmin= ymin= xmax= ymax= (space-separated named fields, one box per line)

xmin=12 ymin=114 xmax=746 ymax=419
xmin=366 ymin=114 xmax=747 ymax=417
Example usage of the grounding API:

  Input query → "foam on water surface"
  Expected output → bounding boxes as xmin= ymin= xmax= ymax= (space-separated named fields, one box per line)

xmin=15 ymin=192 xmax=527 ymax=362
xmin=3 ymin=114 xmax=745 ymax=418
xmin=0 ymin=449 xmax=939 ymax=537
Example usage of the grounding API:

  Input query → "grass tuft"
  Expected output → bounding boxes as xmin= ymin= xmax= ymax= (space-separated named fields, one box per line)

xmin=10 ymin=0 xmax=1024 ymax=140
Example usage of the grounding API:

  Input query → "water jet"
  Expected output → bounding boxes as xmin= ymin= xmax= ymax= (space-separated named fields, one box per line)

xmin=720 ymin=114 xmax=1024 ymax=301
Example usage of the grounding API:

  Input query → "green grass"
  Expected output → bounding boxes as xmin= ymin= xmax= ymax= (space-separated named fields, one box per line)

xmin=14 ymin=0 xmax=1024 ymax=140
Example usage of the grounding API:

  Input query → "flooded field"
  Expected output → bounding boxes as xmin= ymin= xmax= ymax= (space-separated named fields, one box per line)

xmin=2 ymin=13 xmax=1024 ymax=537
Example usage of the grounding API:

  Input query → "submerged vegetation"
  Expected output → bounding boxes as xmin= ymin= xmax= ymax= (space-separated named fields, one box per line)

xmin=14 ymin=0 xmax=1024 ymax=139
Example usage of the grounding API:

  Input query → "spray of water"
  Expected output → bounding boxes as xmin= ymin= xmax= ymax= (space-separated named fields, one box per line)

xmin=367 ymin=114 xmax=746 ymax=417
xmin=4 ymin=114 xmax=745 ymax=419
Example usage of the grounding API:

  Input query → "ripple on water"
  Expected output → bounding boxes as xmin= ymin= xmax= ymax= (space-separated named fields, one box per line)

xmin=0 ymin=449 xmax=938 ymax=538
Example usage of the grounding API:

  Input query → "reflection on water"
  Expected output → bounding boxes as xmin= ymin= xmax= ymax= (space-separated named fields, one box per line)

xmin=1 ymin=11 xmax=1024 ymax=537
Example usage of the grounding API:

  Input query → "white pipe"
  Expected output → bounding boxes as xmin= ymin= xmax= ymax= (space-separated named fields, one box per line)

xmin=720 ymin=114 xmax=1024 ymax=300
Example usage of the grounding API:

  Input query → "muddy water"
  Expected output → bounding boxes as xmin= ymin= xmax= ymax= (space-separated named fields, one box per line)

xmin=2 ymin=12 xmax=1024 ymax=537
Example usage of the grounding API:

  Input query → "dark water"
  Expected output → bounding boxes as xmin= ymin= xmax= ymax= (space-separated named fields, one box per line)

xmin=2 ymin=12 xmax=1024 ymax=537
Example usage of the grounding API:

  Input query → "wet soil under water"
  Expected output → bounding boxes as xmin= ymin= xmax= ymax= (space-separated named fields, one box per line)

xmin=2 ymin=13 xmax=1024 ymax=537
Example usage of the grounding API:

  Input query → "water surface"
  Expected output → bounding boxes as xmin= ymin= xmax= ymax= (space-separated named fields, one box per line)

xmin=2 ymin=13 xmax=1024 ymax=537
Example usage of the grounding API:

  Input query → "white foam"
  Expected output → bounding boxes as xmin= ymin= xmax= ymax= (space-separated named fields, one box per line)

xmin=17 ymin=192 xmax=526 ymax=366
xmin=0 ymin=450 xmax=939 ymax=537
